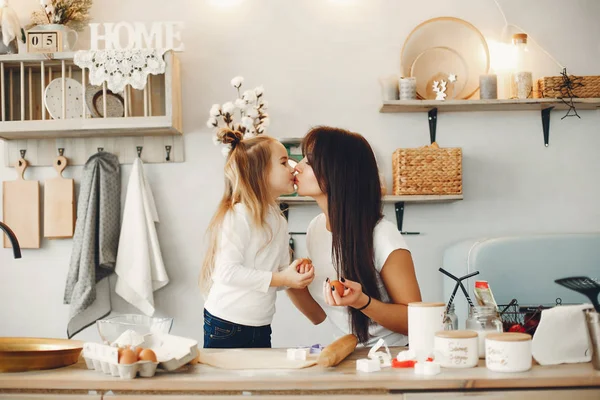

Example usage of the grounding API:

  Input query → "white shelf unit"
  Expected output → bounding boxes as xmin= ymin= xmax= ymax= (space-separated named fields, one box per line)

xmin=0 ymin=51 xmax=183 ymax=166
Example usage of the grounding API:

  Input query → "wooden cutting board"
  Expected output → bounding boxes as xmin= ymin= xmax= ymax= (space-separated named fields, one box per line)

xmin=44 ymin=155 xmax=75 ymax=239
xmin=3 ymin=158 xmax=40 ymax=249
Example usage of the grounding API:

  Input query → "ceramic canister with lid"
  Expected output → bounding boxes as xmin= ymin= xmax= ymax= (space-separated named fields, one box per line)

xmin=408 ymin=302 xmax=446 ymax=359
xmin=485 ymin=332 xmax=532 ymax=373
xmin=434 ymin=330 xmax=479 ymax=368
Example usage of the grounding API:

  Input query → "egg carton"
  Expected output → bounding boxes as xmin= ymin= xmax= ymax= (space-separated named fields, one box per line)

xmin=136 ymin=332 xmax=199 ymax=371
xmin=82 ymin=342 xmax=158 ymax=379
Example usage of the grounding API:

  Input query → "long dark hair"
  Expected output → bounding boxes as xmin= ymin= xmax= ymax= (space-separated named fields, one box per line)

xmin=302 ymin=126 xmax=383 ymax=344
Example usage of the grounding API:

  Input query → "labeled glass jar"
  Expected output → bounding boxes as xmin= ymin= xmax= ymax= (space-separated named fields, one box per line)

xmin=465 ymin=305 xmax=503 ymax=358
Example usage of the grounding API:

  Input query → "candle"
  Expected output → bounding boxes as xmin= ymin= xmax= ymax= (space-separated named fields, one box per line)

xmin=379 ymin=75 xmax=399 ymax=101
xmin=479 ymin=74 xmax=498 ymax=99
xmin=399 ymin=77 xmax=417 ymax=100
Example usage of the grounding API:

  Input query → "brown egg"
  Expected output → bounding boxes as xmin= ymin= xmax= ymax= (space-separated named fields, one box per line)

xmin=133 ymin=346 xmax=143 ymax=358
xmin=296 ymin=258 xmax=312 ymax=272
xmin=330 ymin=280 xmax=345 ymax=297
xmin=119 ymin=348 xmax=138 ymax=365
xmin=299 ymin=258 xmax=312 ymax=266
xmin=138 ymin=348 xmax=157 ymax=363
xmin=117 ymin=345 xmax=130 ymax=361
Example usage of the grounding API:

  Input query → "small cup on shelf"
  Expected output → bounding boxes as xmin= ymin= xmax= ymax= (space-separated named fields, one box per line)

xmin=479 ymin=74 xmax=498 ymax=99
xmin=379 ymin=75 xmax=399 ymax=101
xmin=399 ymin=77 xmax=417 ymax=100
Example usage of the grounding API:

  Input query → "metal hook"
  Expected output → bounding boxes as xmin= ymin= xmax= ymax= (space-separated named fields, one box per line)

xmin=58 ymin=148 xmax=64 ymax=156
xmin=19 ymin=149 xmax=26 ymax=159
xmin=136 ymin=146 xmax=143 ymax=158
xmin=98 ymin=147 xmax=104 ymax=152
xmin=165 ymin=145 xmax=172 ymax=161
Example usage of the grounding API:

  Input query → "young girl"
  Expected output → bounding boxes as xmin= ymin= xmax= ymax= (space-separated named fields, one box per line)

xmin=200 ymin=129 xmax=315 ymax=349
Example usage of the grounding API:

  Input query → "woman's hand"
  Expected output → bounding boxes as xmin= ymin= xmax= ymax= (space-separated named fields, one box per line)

xmin=322 ymin=278 xmax=370 ymax=310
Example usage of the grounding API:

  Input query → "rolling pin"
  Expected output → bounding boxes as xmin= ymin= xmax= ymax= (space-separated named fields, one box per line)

xmin=317 ymin=334 xmax=358 ymax=367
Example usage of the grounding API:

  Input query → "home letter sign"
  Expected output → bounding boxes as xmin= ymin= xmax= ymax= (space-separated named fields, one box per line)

xmin=89 ymin=22 xmax=185 ymax=51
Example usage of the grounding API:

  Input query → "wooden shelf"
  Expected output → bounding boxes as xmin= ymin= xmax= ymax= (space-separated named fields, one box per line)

xmin=0 ymin=51 xmax=182 ymax=140
xmin=380 ymin=98 xmax=600 ymax=113
xmin=278 ymin=194 xmax=463 ymax=204
xmin=0 ymin=117 xmax=180 ymax=140
xmin=0 ymin=52 xmax=76 ymax=65
xmin=278 ymin=194 xmax=462 ymax=234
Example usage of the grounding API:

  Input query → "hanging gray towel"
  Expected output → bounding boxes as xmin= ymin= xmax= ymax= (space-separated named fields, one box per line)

xmin=64 ymin=152 xmax=121 ymax=338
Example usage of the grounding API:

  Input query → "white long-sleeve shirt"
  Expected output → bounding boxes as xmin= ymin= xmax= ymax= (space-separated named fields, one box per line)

xmin=203 ymin=203 xmax=290 ymax=326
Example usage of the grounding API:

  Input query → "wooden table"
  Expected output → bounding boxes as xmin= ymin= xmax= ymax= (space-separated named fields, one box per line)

xmin=0 ymin=347 xmax=599 ymax=399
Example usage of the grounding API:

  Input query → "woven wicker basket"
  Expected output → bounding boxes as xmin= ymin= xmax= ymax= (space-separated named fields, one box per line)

xmin=538 ymin=76 xmax=600 ymax=98
xmin=392 ymin=144 xmax=462 ymax=196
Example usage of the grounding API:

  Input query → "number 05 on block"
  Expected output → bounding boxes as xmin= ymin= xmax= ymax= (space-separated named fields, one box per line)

xmin=26 ymin=30 xmax=62 ymax=53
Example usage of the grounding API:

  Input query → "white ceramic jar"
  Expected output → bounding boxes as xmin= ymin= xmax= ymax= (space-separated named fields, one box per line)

xmin=433 ymin=330 xmax=479 ymax=368
xmin=485 ymin=332 xmax=532 ymax=373
xmin=408 ymin=302 xmax=446 ymax=360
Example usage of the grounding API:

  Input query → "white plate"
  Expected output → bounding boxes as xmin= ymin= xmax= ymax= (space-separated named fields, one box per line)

xmin=44 ymin=78 xmax=85 ymax=119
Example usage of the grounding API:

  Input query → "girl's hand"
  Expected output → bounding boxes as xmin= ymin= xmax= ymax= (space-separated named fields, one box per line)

xmin=322 ymin=278 xmax=369 ymax=309
xmin=296 ymin=258 xmax=313 ymax=274
xmin=279 ymin=260 xmax=314 ymax=289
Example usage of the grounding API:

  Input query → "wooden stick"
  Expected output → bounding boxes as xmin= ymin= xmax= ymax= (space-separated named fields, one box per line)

xmin=20 ymin=62 xmax=24 ymax=121
xmin=28 ymin=67 xmax=33 ymax=121
xmin=10 ymin=68 xmax=14 ymax=121
xmin=1 ymin=62 xmax=5 ymax=122
xmin=124 ymin=84 xmax=128 ymax=118
xmin=102 ymin=81 xmax=107 ymax=118
xmin=61 ymin=60 xmax=66 ymax=119
xmin=48 ymin=67 xmax=53 ymax=119
xmin=40 ymin=61 xmax=45 ymax=120
xmin=127 ymin=85 xmax=132 ymax=116
xmin=81 ymin=67 xmax=86 ymax=119
xmin=148 ymin=75 xmax=153 ymax=116
xmin=143 ymin=81 xmax=148 ymax=117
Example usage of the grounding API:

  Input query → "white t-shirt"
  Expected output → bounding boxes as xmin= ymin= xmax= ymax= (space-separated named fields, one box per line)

xmin=306 ymin=213 xmax=410 ymax=346
xmin=204 ymin=203 xmax=290 ymax=327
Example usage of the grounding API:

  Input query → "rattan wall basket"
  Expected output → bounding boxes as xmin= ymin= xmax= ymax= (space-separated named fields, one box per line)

xmin=392 ymin=142 xmax=462 ymax=195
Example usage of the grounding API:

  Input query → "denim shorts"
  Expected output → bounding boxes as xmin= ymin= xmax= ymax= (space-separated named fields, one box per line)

xmin=203 ymin=309 xmax=272 ymax=349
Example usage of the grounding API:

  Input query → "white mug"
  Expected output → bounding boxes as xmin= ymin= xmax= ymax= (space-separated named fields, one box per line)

xmin=486 ymin=332 xmax=532 ymax=373
xmin=434 ymin=330 xmax=479 ymax=368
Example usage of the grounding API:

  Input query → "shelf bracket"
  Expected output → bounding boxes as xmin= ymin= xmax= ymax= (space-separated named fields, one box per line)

xmin=394 ymin=201 xmax=420 ymax=235
xmin=541 ymin=107 xmax=554 ymax=147
xmin=428 ymin=108 xmax=438 ymax=144
xmin=395 ymin=202 xmax=405 ymax=231
xmin=280 ymin=202 xmax=289 ymax=220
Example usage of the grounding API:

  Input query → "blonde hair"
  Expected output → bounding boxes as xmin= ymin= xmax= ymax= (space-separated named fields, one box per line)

xmin=199 ymin=129 xmax=278 ymax=294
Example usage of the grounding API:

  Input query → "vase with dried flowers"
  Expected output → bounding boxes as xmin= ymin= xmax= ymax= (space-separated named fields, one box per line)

xmin=28 ymin=0 xmax=92 ymax=51
xmin=206 ymin=76 xmax=270 ymax=157
xmin=0 ymin=0 xmax=25 ymax=54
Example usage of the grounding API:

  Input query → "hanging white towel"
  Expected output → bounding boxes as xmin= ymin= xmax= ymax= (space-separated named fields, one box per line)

xmin=115 ymin=158 xmax=169 ymax=315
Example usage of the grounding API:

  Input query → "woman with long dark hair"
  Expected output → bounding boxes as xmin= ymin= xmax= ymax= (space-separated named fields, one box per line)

xmin=287 ymin=126 xmax=422 ymax=346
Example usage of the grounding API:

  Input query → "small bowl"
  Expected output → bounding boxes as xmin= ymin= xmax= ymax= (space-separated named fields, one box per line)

xmin=96 ymin=314 xmax=173 ymax=345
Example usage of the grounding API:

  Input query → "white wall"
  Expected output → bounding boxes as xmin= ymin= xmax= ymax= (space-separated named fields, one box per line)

xmin=1 ymin=0 xmax=599 ymax=348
